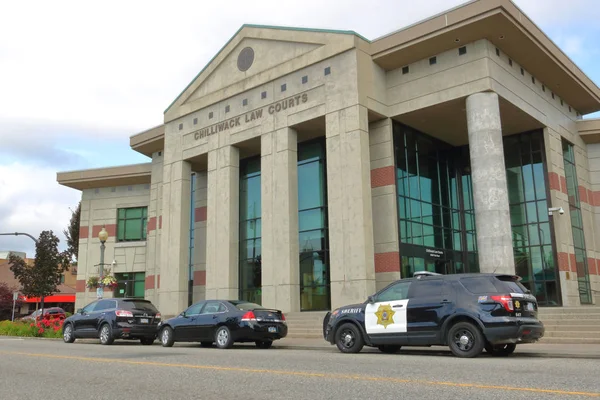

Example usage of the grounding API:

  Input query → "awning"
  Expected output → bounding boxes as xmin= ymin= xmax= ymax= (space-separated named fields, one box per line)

xmin=22 ymin=294 xmax=76 ymax=303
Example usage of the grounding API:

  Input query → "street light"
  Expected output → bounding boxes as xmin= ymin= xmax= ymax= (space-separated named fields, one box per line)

xmin=98 ymin=226 xmax=109 ymax=299
xmin=0 ymin=232 xmax=39 ymax=320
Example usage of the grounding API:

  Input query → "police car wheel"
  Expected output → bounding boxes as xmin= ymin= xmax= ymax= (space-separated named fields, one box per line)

xmin=485 ymin=343 xmax=516 ymax=356
xmin=335 ymin=323 xmax=364 ymax=353
xmin=447 ymin=322 xmax=484 ymax=358
xmin=378 ymin=345 xmax=401 ymax=354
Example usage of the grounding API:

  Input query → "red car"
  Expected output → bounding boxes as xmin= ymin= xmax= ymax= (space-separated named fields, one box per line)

xmin=21 ymin=307 xmax=66 ymax=321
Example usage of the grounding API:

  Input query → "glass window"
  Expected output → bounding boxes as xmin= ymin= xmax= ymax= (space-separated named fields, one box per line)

xmin=114 ymin=272 xmax=145 ymax=298
xmin=117 ymin=207 xmax=148 ymax=242
xmin=298 ymin=140 xmax=330 ymax=311
xmin=408 ymin=279 xmax=443 ymax=298
xmin=201 ymin=301 xmax=227 ymax=314
xmin=459 ymin=277 xmax=498 ymax=294
xmin=185 ymin=302 xmax=204 ymax=315
xmin=231 ymin=301 xmax=263 ymax=310
xmin=239 ymin=156 xmax=262 ymax=304
xmin=121 ymin=300 xmax=158 ymax=312
xmin=376 ymin=281 xmax=412 ymax=302
xmin=562 ymin=139 xmax=592 ymax=304
xmin=393 ymin=123 xmax=478 ymax=275
xmin=95 ymin=300 xmax=116 ymax=311
xmin=504 ymin=131 xmax=560 ymax=306
xmin=82 ymin=301 xmax=98 ymax=313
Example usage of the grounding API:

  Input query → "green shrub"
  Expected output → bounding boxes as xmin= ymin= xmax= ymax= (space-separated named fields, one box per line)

xmin=0 ymin=318 xmax=64 ymax=338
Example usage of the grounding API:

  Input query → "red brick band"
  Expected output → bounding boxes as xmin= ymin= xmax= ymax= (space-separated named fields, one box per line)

xmin=375 ymin=252 xmax=400 ymax=273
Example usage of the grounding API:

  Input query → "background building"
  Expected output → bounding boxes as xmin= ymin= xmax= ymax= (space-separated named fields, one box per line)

xmin=0 ymin=252 xmax=76 ymax=316
xmin=58 ymin=0 xmax=600 ymax=316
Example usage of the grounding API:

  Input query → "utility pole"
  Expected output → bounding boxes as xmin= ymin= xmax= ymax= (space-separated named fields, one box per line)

xmin=0 ymin=232 xmax=41 ymax=318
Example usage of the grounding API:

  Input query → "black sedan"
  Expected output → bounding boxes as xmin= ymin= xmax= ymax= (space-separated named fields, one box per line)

xmin=158 ymin=300 xmax=287 ymax=349
xmin=62 ymin=298 xmax=161 ymax=345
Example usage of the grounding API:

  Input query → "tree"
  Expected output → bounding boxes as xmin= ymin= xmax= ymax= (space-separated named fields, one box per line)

xmin=0 ymin=282 xmax=20 ymax=321
xmin=9 ymin=230 xmax=71 ymax=315
xmin=63 ymin=201 xmax=81 ymax=261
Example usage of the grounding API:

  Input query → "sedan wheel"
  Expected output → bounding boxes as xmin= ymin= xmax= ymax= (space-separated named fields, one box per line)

xmin=160 ymin=327 xmax=174 ymax=347
xmin=215 ymin=326 xmax=233 ymax=349
xmin=63 ymin=324 xmax=75 ymax=343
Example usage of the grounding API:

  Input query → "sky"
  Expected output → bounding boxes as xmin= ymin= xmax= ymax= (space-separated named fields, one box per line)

xmin=1 ymin=0 xmax=599 ymax=258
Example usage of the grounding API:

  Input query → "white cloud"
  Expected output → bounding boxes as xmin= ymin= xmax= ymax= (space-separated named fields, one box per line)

xmin=0 ymin=163 xmax=79 ymax=257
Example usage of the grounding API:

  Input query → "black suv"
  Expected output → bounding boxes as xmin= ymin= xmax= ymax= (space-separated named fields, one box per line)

xmin=62 ymin=298 xmax=161 ymax=345
xmin=323 ymin=272 xmax=544 ymax=358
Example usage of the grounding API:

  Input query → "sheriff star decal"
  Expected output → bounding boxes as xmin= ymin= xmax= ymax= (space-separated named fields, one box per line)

xmin=375 ymin=304 xmax=395 ymax=328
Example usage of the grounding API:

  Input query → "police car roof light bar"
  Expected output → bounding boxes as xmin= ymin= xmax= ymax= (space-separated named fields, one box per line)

xmin=413 ymin=271 xmax=442 ymax=278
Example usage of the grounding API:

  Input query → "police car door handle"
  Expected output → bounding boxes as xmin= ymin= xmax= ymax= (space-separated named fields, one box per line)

xmin=392 ymin=304 xmax=404 ymax=308
xmin=441 ymin=300 xmax=451 ymax=304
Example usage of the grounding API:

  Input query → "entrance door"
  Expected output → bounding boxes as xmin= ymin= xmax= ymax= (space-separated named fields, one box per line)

xmin=299 ymin=251 xmax=330 ymax=311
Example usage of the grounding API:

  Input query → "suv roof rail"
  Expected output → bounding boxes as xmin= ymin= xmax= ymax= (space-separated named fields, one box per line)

xmin=413 ymin=271 xmax=442 ymax=278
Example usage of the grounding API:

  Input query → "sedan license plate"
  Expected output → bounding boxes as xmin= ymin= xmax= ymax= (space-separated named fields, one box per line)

xmin=525 ymin=303 xmax=534 ymax=311
xmin=140 ymin=318 xmax=149 ymax=324
xmin=268 ymin=326 xmax=277 ymax=333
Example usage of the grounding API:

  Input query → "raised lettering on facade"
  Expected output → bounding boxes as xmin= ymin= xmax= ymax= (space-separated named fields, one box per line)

xmin=193 ymin=93 xmax=309 ymax=140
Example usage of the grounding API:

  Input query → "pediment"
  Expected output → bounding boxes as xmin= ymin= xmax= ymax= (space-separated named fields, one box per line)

xmin=185 ymin=38 xmax=322 ymax=103
xmin=164 ymin=25 xmax=361 ymax=121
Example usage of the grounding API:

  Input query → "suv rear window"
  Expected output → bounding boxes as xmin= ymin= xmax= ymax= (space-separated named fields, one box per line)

xmin=494 ymin=276 xmax=529 ymax=293
xmin=121 ymin=300 xmax=159 ymax=312
xmin=459 ymin=277 xmax=498 ymax=294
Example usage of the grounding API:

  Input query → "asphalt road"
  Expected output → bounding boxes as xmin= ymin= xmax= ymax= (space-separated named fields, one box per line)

xmin=0 ymin=338 xmax=598 ymax=400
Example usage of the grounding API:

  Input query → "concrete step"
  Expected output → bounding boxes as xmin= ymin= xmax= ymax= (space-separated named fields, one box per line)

xmin=539 ymin=314 xmax=600 ymax=320
xmin=542 ymin=330 xmax=600 ymax=338
xmin=543 ymin=325 xmax=600 ymax=332
xmin=539 ymin=337 xmax=600 ymax=344
xmin=285 ymin=322 xmax=325 ymax=327
xmin=538 ymin=307 xmax=600 ymax=315
xmin=540 ymin=319 xmax=600 ymax=325
xmin=286 ymin=333 xmax=323 ymax=339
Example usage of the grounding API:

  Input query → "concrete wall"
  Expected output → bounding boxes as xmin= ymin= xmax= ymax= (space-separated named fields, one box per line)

xmin=76 ymin=183 xmax=150 ymax=309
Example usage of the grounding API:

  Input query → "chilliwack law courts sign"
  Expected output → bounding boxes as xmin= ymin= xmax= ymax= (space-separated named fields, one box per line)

xmin=193 ymin=92 xmax=309 ymax=140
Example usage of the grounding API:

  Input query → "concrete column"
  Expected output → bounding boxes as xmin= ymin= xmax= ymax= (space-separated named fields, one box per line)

xmin=326 ymin=105 xmax=376 ymax=309
xmin=369 ymin=118 xmax=401 ymax=290
xmin=205 ymin=146 xmax=239 ymax=300
xmin=261 ymin=128 xmax=300 ymax=312
xmin=159 ymin=160 xmax=192 ymax=316
xmin=145 ymin=151 xmax=164 ymax=305
xmin=466 ymin=92 xmax=515 ymax=274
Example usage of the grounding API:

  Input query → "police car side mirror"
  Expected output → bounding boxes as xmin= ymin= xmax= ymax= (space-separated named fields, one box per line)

xmin=367 ymin=295 xmax=375 ymax=304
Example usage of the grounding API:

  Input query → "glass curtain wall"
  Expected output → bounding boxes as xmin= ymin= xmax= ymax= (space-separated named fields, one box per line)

xmin=298 ymin=140 xmax=330 ymax=311
xmin=239 ymin=157 xmax=262 ymax=304
xmin=504 ymin=131 xmax=559 ymax=306
xmin=393 ymin=123 xmax=478 ymax=277
xmin=562 ymin=140 xmax=592 ymax=304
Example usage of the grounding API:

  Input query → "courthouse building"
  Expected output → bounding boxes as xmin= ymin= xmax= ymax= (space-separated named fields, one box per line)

xmin=58 ymin=0 xmax=600 ymax=316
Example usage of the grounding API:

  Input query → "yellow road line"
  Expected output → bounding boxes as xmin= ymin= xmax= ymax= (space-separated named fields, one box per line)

xmin=1 ymin=350 xmax=598 ymax=397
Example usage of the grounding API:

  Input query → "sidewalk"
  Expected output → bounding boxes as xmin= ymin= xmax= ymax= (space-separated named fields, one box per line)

xmin=273 ymin=337 xmax=600 ymax=358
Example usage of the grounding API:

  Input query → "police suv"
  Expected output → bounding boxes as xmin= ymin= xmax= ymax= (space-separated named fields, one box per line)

xmin=322 ymin=272 xmax=544 ymax=358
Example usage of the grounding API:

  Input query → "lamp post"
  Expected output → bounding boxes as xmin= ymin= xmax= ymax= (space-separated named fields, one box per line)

xmin=0 ymin=232 xmax=39 ymax=318
xmin=98 ymin=226 xmax=109 ymax=299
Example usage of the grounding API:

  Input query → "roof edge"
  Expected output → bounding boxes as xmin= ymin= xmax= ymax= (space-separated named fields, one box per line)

xmin=163 ymin=23 xmax=369 ymax=115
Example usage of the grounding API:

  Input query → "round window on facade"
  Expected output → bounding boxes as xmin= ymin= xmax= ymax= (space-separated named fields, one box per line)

xmin=237 ymin=47 xmax=255 ymax=72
